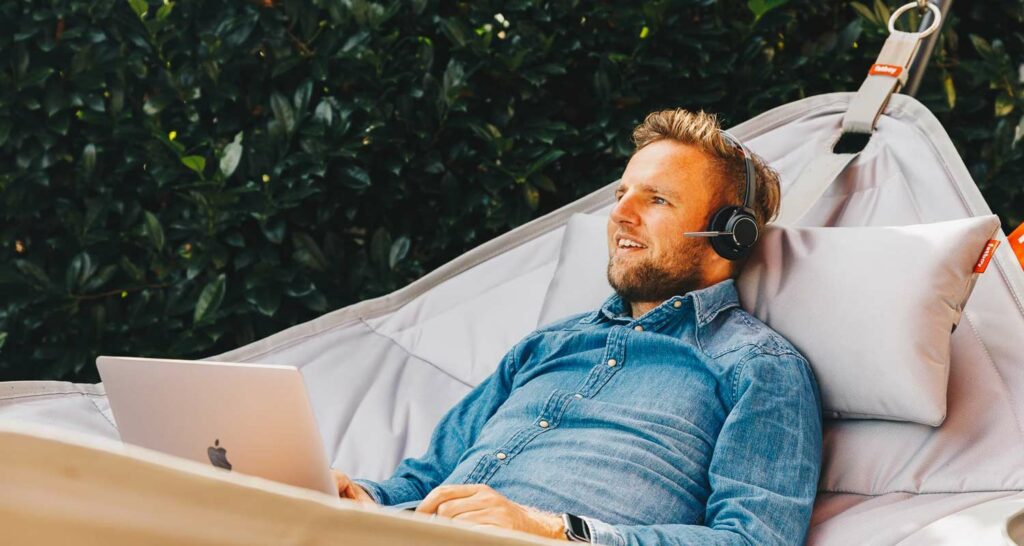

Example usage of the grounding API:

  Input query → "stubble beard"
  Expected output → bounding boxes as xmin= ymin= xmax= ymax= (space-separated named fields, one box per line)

xmin=607 ymin=251 xmax=704 ymax=304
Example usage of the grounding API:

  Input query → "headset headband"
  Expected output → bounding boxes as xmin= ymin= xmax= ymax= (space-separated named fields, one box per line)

xmin=717 ymin=130 xmax=756 ymax=212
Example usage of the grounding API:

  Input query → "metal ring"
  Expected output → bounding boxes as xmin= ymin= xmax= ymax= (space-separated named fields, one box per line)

xmin=888 ymin=1 xmax=942 ymax=37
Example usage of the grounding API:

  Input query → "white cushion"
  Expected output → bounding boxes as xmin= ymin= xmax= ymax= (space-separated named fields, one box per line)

xmin=539 ymin=213 xmax=1001 ymax=426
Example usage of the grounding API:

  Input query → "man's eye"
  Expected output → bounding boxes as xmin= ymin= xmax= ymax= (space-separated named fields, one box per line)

xmin=653 ymin=197 xmax=668 ymax=205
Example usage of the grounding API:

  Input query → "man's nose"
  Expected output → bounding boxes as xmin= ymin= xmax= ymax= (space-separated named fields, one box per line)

xmin=610 ymin=192 xmax=639 ymax=225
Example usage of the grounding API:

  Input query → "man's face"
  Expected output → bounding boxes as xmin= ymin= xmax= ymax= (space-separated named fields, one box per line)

xmin=607 ymin=139 xmax=726 ymax=304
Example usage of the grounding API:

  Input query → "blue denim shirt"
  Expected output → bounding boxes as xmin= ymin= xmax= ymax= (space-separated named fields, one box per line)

xmin=355 ymin=279 xmax=822 ymax=545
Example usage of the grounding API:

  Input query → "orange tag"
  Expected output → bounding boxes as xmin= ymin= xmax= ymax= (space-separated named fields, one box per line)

xmin=1010 ymin=221 xmax=1024 ymax=269
xmin=869 ymin=64 xmax=903 ymax=78
xmin=974 ymin=239 xmax=1001 ymax=273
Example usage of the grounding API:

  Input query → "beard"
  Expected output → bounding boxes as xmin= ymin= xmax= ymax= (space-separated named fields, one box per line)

xmin=606 ymin=250 xmax=704 ymax=304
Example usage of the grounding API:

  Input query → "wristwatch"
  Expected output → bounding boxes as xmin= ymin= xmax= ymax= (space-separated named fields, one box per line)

xmin=562 ymin=513 xmax=592 ymax=542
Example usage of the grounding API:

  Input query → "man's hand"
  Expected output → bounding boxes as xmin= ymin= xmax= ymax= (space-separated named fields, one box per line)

xmin=416 ymin=484 xmax=567 ymax=540
xmin=330 ymin=469 xmax=377 ymax=505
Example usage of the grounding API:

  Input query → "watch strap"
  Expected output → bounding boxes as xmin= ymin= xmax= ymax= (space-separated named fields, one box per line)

xmin=562 ymin=512 xmax=592 ymax=543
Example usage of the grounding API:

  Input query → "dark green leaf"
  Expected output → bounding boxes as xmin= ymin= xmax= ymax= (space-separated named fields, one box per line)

xmin=849 ymin=2 xmax=878 ymax=25
xmin=127 ymin=0 xmax=148 ymax=19
xmin=526 ymin=149 xmax=565 ymax=177
xmin=66 ymin=252 xmax=95 ymax=292
xmin=15 ymin=260 xmax=51 ymax=289
xmin=219 ymin=132 xmax=243 ymax=178
xmin=969 ymin=34 xmax=992 ymax=56
xmin=181 ymin=155 xmax=206 ymax=175
xmin=389 ymin=236 xmax=410 ymax=269
xmin=292 ymin=232 xmax=329 ymax=271
xmin=156 ymin=2 xmax=174 ymax=20
xmin=246 ymin=285 xmax=281 ymax=316
xmin=82 ymin=265 xmax=118 ymax=292
xmin=120 ymin=256 xmax=144 ymax=281
xmin=194 ymin=273 xmax=226 ymax=324
xmin=342 ymin=165 xmax=371 ymax=189
xmin=314 ymin=100 xmax=333 ymax=126
xmin=270 ymin=92 xmax=296 ymax=134
xmin=144 ymin=211 xmax=165 ymax=251
xmin=293 ymin=81 xmax=313 ymax=114
xmin=261 ymin=217 xmax=287 ymax=244
xmin=81 ymin=143 xmax=97 ymax=175
xmin=523 ymin=184 xmax=540 ymax=210
xmin=21 ymin=67 xmax=55 ymax=88
xmin=748 ymin=0 xmax=790 ymax=21
xmin=995 ymin=94 xmax=1015 ymax=117
xmin=300 ymin=290 xmax=328 ymax=312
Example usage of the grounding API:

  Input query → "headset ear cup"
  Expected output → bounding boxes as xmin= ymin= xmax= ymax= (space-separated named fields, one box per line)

xmin=731 ymin=214 xmax=759 ymax=248
xmin=706 ymin=207 xmax=753 ymax=261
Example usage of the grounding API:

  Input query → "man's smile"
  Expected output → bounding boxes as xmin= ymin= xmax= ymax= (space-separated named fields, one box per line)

xmin=614 ymin=234 xmax=648 ymax=256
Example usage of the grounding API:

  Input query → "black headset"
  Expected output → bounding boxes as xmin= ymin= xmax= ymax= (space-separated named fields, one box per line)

xmin=683 ymin=130 xmax=759 ymax=261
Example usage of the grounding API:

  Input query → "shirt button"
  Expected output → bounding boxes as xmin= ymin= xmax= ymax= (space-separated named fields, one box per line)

xmin=539 ymin=420 xmax=549 ymax=428
xmin=673 ymin=300 xmax=682 ymax=309
xmin=574 ymin=393 xmax=583 ymax=399
xmin=496 ymin=452 xmax=507 ymax=460
xmin=634 ymin=325 xmax=644 ymax=332
xmin=607 ymin=358 xmax=617 ymax=367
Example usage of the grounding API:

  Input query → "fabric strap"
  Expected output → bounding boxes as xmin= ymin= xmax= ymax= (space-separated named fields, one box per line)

xmin=843 ymin=31 xmax=922 ymax=134
xmin=776 ymin=31 xmax=926 ymax=226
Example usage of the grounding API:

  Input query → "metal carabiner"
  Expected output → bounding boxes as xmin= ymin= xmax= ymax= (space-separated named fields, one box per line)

xmin=889 ymin=1 xmax=942 ymax=37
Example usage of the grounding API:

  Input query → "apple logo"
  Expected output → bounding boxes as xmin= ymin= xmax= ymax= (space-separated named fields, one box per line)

xmin=207 ymin=439 xmax=232 ymax=470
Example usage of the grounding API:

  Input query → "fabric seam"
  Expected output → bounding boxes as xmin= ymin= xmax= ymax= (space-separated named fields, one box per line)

xmin=357 ymin=318 xmax=476 ymax=389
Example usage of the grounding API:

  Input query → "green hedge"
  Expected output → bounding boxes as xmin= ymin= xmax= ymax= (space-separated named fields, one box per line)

xmin=1 ymin=0 xmax=1021 ymax=381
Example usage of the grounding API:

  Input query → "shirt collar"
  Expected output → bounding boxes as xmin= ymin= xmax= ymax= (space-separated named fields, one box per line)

xmin=588 ymin=278 xmax=741 ymax=328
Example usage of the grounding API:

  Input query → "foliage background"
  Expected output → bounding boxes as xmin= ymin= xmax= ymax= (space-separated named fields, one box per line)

xmin=1 ymin=0 xmax=1021 ymax=381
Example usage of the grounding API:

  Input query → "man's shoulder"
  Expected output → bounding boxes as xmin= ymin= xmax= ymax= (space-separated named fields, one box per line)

xmin=697 ymin=305 xmax=805 ymax=363
xmin=704 ymin=307 xmax=820 ymax=409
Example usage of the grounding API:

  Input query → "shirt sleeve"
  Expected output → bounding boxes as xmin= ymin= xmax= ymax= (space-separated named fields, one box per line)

xmin=582 ymin=350 xmax=823 ymax=546
xmin=352 ymin=336 xmax=530 ymax=506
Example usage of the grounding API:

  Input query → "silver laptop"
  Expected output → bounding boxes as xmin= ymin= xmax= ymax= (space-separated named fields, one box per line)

xmin=97 ymin=356 xmax=337 ymax=496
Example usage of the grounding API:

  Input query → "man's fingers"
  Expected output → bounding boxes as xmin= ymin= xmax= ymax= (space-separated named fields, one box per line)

xmin=330 ymin=469 xmax=375 ymax=504
xmin=331 ymin=469 xmax=352 ymax=493
xmin=434 ymin=495 xmax=494 ymax=519
xmin=416 ymin=484 xmax=487 ymax=515
xmin=449 ymin=507 xmax=494 ymax=521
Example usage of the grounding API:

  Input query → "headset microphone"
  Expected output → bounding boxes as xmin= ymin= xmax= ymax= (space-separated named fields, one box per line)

xmin=683 ymin=130 xmax=759 ymax=261
xmin=685 ymin=230 xmax=728 ymax=237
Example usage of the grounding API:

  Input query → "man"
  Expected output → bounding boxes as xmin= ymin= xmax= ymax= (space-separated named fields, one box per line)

xmin=333 ymin=109 xmax=822 ymax=545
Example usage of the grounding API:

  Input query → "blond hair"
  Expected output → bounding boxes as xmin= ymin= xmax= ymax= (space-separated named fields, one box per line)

xmin=631 ymin=109 xmax=782 ymax=272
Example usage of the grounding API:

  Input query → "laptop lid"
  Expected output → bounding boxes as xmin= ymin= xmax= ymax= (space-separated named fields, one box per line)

xmin=97 ymin=356 xmax=336 ymax=496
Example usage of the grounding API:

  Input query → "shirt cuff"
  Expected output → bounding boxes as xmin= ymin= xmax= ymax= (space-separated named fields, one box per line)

xmin=582 ymin=516 xmax=626 ymax=546
xmin=350 ymin=479 xmax=386 ymax=505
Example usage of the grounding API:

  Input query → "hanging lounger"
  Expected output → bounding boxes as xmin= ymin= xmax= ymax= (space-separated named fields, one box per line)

xmin=3 ymin=3 xmax=1024 ymax=544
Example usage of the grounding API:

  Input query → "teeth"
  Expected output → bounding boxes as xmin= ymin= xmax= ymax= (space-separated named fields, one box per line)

xmin=618 ymin=238 xmax=645 ymax=248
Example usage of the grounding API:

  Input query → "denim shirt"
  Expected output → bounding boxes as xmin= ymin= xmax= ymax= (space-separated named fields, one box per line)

xmin=355 ymin=278 xmax=822 ymax=545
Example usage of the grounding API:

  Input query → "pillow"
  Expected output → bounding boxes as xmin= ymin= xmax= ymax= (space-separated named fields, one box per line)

xmin=736 ymin=215 xmax=1000 ymax=426
xmin=539 ymin=212 xmax=1001 ymax=426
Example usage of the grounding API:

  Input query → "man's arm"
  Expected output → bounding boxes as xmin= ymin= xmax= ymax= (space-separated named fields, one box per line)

xmin=352 ymin=337 xmax=531 ymax=506
xmin=582 ymin=350 xmax=823 ymax=546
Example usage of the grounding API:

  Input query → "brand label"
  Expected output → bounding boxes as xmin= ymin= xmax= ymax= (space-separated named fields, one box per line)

xmin=869 ymin=64 xmax=903 ymax=78
xmin=974 ymin=239 xmax=1001 ymax=273
xmin=1010 ymin=221 xmax=1024 ymax=269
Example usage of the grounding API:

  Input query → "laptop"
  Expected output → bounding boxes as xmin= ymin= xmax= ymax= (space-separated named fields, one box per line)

xmin=97 ymin=356 xmax=337 ymax=496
